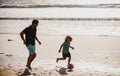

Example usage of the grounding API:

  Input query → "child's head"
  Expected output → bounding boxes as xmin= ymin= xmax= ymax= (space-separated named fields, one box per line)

xmin=65 ymin=35 xmax=72 ymax=42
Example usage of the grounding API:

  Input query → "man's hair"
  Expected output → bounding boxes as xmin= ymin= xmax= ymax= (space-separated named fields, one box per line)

xmin=32 ymin=19 xmax=39 ymax=25
xmin=65 ymin=35 xmax=72 ymax=42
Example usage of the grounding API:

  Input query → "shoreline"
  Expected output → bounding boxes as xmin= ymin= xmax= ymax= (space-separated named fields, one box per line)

xmin=1 ymin=17 xmax=120 ymax=21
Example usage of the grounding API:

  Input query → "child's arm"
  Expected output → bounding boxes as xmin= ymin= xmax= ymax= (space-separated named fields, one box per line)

xmin=58 ymin=44 xmax=63 ymax=53
xmin=70 ymin=46 xmax=74 ymax=50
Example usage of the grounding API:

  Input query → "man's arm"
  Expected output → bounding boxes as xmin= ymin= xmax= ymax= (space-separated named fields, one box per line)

xmin=35 ymin=35 xmax=41 ymax=45
xmin=20 ymin=31 xmax=26 ymax=45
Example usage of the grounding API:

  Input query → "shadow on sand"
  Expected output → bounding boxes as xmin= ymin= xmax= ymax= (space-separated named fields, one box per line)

xmin=55 ymin=66 xmax=68 ymax=75
xmin=67 ymin=69 xmax=73 ymax=72
xmin=20 ymin=68 xmax=31 ymax=76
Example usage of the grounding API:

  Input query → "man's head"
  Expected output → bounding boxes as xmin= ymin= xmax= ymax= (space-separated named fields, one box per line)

xmin=32 ymin=19 xmax=39 ymax=27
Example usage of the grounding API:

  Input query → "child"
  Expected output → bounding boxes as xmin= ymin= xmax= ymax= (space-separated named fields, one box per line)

xmin=56 ymin=35 xmax=74 ymax=67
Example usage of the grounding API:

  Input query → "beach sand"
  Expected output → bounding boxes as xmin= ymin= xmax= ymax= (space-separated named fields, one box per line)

xmin=0 ymin=34 xmax=120 ymax=76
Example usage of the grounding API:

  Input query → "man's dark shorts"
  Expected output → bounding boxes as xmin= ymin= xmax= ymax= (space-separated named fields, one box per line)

xmin=62 ymin=52 xmax=71 ymax=59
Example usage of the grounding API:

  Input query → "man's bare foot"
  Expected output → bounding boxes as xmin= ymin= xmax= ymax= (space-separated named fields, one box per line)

xmin=56 ymin=58 xmax=59 ymax=63
xmin=26 ymin=65 xmax=32 ymax=70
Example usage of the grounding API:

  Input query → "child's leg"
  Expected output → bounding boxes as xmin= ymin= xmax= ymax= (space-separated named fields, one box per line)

xmin=56 ymin=58 xmax=65 ymax=63
xmin=68 ymin=56 xmax=71 ymax=65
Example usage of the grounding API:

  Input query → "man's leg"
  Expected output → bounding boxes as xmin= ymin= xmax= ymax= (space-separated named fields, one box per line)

xmin=29 ymin=54 xmax=36 ymax=65
xmin=26 ymin=44 xmax=36 ymax=69
xmin=27 ymin=54 xmax=36 ymax=69
xmin=26 ymin=54 xmax=31 ymax=67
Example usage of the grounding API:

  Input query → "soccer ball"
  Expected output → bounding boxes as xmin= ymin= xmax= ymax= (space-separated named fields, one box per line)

xmin=68 ymin=63 xmax=74 ymax=70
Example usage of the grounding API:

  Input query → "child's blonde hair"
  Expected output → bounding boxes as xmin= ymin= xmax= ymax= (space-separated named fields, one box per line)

xmin=65 ymin=35 xmax=72 ymax=42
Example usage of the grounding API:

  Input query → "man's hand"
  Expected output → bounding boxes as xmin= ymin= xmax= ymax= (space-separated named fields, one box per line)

xmin=35 ymin=36 xmax=41 ymax=45
xmin=23 ymin=41 xmax=27 ymax=45
xmin=38 ymin=41 xmax=41 ymax=45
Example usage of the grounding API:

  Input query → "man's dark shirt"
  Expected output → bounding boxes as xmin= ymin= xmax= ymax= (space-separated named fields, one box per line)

xmin=23 ymin=26 xmax=36 ymax=45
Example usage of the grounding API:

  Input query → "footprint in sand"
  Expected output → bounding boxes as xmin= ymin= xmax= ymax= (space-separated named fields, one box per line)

xmin=8 ymin=39 xmax=13 ymax=41
xmin=5 ymin=54 xmax=13 ymax=57
xmin=32 ymin=73 xmax=37 ymax=76
xmin=0 ymin=53 xmax=5 ymax=54
xmin=106 ymin=74 xmax=112 ymax=76
xmin=105 ymin=57 xmax=109 ymax=59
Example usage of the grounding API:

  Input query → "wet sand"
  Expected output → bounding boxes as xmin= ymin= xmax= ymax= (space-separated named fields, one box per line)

xmin=0 ymin=34 xmax=120 ymax=76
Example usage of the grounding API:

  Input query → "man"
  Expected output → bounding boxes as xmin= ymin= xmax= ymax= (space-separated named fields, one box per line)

xmin=20 ymin=20 xmax=41 ymax=70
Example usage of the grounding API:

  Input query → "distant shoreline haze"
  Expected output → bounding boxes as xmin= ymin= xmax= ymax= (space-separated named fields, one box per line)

xmin=0 ymin=4 xmax=120 ymax=8
xmin=0 ymin=0 xmax=120 ymax=8
xmin=0 ymin=0 xmax=120 ymax=5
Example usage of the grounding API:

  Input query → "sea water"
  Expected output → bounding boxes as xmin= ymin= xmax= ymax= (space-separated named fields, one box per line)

xmin=0 ymin=20 xmax=120 ymax=36
xmin=0 ymin=0 xmax=120 ymax=36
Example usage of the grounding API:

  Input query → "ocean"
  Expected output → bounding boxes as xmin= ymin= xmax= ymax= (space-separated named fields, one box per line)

xmin=0 ymin=0 xmax=120 ymax=36
xmin=0 ymin=0 xmax=120 ymax=7
xmin=0 ymin=20 xmax=120 ymax=36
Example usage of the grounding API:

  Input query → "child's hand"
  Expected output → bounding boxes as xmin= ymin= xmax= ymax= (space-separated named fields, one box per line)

xmin=58 ymin=50 xmax=61 ymax=53
xmin=70 ymin=46 xmax=74 ymax=50
xmin=71 ymin=47 xmax=74 ymax=50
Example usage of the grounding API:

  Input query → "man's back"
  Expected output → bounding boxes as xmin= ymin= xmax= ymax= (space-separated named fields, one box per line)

xmin=23 ymin=25 xmax=36 ymax=45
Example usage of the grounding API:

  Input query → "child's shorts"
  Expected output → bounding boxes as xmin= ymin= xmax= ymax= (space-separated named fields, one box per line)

xmin=26 ymin=44 xmax=35 ymax=55
xmin=63 ymin=52 xmax=71 ymax=59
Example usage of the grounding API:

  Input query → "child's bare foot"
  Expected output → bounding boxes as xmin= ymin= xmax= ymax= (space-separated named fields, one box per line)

xmin=56 ymin=58 xmax=59 ymax=63
xmin=67 ymin=64 xmax=70 ymax=68
xmin=26 ymin=65 xmax=32 ymax=70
